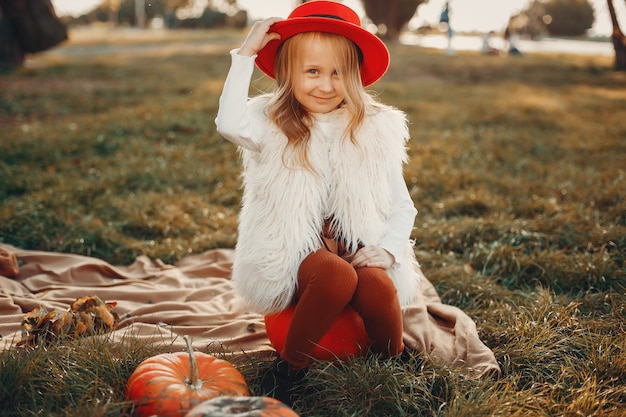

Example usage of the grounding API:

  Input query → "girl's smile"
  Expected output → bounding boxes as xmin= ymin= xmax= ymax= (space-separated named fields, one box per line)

xmin=293 ymin=38 xmax=345 ymax=114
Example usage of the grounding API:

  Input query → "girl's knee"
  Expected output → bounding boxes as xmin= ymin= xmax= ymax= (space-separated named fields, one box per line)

xmin=300 ymin=250 xmax=356 ymax=278
xmin=297 ymin=250 xmax=358 ymax=299
xmin=353 ymin=267 xmax=398 ymax=306
xmin=357 ymin=267 xmax=395 ymax=292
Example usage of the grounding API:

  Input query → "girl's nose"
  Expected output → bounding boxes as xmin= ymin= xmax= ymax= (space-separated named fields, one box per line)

xmin=318 ymin=75 xmax=334 ymax=92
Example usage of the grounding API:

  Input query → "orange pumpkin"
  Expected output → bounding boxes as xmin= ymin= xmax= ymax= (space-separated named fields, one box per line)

xmin=126 ymin=336 xmax=250 ymax=417
xmin=265 ymin=305 xmax=371 ymax=361
xmin=185 ymin=396 xmax=299 ymax=417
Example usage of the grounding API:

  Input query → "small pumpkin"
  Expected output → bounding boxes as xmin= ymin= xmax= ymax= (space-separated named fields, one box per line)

xmin=185 ymin=396 xmax=299 ymax=417
xmin=126 ymin=336 xmax=250 ymax=417
xmin=265 ymin=305 xmax=371 ymax=361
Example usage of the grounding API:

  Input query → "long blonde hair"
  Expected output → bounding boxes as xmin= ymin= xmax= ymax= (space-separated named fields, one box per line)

xmin=266 ymin=31 xmax=381 ymax=170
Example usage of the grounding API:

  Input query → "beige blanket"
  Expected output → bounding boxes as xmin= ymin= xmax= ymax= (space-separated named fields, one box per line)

xmin=0 ymin=244 xmax=500 ymax=377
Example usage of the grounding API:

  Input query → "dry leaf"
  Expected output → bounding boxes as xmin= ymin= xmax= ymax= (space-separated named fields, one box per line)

xmin=18 ymin=295 xmax=119 ymax=347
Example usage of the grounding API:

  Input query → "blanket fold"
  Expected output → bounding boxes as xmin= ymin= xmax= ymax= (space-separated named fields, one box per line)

xmin=0 ymin=244 xmax=500 ymax=377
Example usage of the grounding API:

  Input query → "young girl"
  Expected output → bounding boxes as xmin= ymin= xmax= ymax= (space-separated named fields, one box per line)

xmin=215 ymin=0 xmax=422 ymax=404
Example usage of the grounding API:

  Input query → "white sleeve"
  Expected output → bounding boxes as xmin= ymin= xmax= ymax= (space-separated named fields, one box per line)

xmin=378 ymin=166 xmax=417 ymax=264
xmin=214 ymin=49 xmax=262 ymax=152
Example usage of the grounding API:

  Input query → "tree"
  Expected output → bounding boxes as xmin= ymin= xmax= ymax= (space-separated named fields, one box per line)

xmin=0 ymin=6 xmax=24 ymax=69
xmin=0 ymin=0 xmax=66 ymax=69
xmin=360 ymin=0 xmax=427 ymax=40
xmin=541 ymin=0 xmax=594 ymax=36
xmin=96 ymin=0 xmax=191 ymax=26
xmin=608 ymin=0 xmax=626 ymax=70
xmin=102 ymin=0 xmax=121 ymax=25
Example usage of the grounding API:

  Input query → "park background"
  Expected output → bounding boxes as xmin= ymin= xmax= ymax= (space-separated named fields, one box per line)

xmin=53 ymin=0 xmax=624 ymax=37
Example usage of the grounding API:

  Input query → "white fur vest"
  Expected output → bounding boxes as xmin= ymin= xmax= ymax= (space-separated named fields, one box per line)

xmin=232 ymin=96 xmax=422 ymax=314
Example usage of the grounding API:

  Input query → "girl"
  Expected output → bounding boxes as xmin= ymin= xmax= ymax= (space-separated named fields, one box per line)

xmin=215 ymin=0 xmax=422 ymax=405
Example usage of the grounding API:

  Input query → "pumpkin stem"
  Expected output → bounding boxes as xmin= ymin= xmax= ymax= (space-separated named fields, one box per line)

xmin=183 ymin=335 xmax=201 ymax=389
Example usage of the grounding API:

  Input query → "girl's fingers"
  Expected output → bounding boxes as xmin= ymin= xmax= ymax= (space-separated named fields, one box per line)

xmin=350 ymin=246 xmax=393 ymax=269
xmin=239 ymin=17 xmax=283 ymax=56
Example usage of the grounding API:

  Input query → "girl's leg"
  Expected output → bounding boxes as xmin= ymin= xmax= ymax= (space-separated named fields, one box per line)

xmin=351 ymin=267 xmax=404 ymax=358
xmin=281 ymin=249 xmax=358 ymax=369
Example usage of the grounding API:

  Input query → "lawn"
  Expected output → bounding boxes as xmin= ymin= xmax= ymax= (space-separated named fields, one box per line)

xmin=1 ymin=26 xmax=625 ymax=416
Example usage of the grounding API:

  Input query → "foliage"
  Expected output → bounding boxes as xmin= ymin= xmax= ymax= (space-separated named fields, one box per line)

xmin=62 ymin=0 xmax=244 ymax=29
xmin=360 ymin=0 xmax=426 ymax=39
xmin=541 ymin=0 xmax=595 ymax=36
xmin=19 ymin=296 xmax=119 ymax=347
xmin=1 ymin=28 xmax=625 ymax=416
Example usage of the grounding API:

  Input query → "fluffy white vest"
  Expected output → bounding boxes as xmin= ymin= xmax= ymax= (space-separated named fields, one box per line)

xmin=232 ymin=96 xmax=421 ymax=314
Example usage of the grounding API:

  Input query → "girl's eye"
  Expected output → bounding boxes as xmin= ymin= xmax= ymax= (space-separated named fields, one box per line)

xmin=307 ymin=69 xmax=318 ymax=74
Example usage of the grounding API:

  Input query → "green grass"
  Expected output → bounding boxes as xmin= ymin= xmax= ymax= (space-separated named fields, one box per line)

xmin=1 ymin=27 xmax=625 ymax=416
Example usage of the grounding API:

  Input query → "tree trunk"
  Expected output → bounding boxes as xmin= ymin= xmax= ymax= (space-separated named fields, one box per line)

xmin=608 ymin=0 xmax=626 ymax=70
xmin=136 ymin=0 xmax=146 ymax=28
xmin=0 ymin=8 xmax=24 ymax=70
xmin=108 ymin=0 xmax=120 ymax=26
xmin=386 ymin=0 xmax=400 ymax=40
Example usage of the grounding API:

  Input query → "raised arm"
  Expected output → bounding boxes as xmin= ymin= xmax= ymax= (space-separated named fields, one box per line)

xmin=215 ymin=18 xmax=283 ymax=152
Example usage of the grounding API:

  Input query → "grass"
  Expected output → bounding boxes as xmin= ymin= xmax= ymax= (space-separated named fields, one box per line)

xmin=1 ymin=26 xmax=625 ymax=416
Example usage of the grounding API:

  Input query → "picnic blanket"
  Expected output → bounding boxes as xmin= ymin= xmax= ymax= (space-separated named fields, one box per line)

xmin=0 ymin=243 xmax=500 ymax=377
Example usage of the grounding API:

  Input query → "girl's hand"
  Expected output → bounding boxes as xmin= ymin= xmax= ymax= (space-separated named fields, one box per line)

xmin=350 ymin=245 xmax=395 ymax=269
xmin=239 ymin=17 xmax=283 ymax=57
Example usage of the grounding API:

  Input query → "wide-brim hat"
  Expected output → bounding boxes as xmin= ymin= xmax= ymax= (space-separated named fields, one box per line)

xmin=255 ymin=0 xmax=390 ymax=87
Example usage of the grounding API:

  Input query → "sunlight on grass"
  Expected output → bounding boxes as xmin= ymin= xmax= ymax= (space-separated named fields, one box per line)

xmin=1 ymin=27 xmax=625 ymax=416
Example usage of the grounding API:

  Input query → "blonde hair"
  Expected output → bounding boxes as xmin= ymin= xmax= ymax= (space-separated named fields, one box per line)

xmin=266 ymin=31 xmax=381 ymax=170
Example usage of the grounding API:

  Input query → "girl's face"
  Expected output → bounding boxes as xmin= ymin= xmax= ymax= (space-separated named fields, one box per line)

xmin=292 ymin=37 xmax=345 ymax=114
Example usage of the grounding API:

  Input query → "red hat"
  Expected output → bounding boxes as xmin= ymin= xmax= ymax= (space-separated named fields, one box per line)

xmin=255 ymin=0 xmax=390 ymax=87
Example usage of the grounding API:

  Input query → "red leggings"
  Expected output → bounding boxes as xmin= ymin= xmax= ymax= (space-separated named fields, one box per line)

xmin=281 ymin=249 xmax=404 ymax=369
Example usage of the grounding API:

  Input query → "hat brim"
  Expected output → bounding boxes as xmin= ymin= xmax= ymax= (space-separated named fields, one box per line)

xmin=255 ymin=17 xmax=389 ymax=87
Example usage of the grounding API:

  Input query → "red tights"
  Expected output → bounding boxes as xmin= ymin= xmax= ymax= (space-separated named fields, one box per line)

xmin=280 ymin=249 xmax=404 ymax=369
